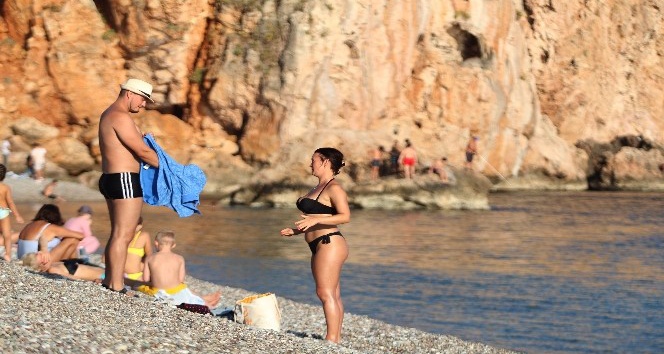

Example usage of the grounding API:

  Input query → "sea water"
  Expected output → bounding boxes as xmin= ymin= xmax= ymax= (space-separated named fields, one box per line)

xmin=46 ymin=191 xmax=664 ymax=353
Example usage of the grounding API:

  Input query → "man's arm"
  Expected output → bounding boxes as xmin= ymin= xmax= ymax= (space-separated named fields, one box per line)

xmin=113 ymin=115 xmax=159 ymax=167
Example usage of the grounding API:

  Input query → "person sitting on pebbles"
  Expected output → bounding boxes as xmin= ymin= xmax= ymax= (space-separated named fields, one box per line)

xmin=17 ymin=204 xmax=84 ymax=262
xmin=139 ymin=230 xmax=220 ymax=309
xmin=21 ymin=251 xmax=104 ymax=282
xmin=123 ymin=216 xmax=152 ymax=281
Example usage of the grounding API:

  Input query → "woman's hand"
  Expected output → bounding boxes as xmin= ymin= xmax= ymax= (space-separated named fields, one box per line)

xmin=37 ymin=251 xmax=51 ymax=271
xmin=280 ymin=228 xmax=295 ymax=237
xmin=295 ymin=214 xmax=319 ymax=231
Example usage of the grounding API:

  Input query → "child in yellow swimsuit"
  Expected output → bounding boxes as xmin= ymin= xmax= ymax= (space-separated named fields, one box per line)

xmin=124 ymin=216 xmax=152 ymax=280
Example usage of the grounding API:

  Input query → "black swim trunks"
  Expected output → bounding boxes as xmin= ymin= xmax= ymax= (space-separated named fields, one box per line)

xmin=98 ymin=172 xmax=143 ymax=199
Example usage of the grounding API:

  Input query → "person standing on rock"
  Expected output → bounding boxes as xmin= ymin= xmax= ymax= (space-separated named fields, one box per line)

xmin=280 ymin=147 xmax=350 ymax=343
xmin=369 ymin=146 xmax=385 ymax=181
xmin=465 ymin=135 xmax=479 ymax=170
xmin=98 ymin=78 xmax=159 ymax=294
xmin=2 ymin=138 xmax=11 ymax=167
xmin=398 ymin=139 xmax=418 ymax=179
xmin=389 ymin=140 xmax=401 ymax=176
xmin=29 ymin=142 xmax=47 ymax=181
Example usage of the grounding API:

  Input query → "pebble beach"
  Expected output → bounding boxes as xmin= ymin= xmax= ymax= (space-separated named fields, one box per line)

xmin=1 ymin=177 xmax=516 ymax=353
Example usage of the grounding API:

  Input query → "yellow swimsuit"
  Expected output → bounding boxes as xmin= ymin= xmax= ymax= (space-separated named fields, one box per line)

xmin=125 ymin=230 xmax=145 ymax=280
xmin=137 ymin=283 xmax=187 ymax=297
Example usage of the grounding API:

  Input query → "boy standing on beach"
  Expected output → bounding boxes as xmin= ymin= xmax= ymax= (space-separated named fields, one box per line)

xmin=142 ymin=231 xmax=220 ymax=309
xmin=0 ymin=164 xmax=24 ymax=261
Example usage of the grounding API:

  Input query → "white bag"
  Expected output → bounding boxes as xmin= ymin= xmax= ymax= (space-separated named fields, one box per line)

xmin=234 ymin=292 xmax=282 ymax=331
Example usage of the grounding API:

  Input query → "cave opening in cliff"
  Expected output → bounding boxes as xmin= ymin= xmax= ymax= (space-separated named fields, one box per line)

xmin=156 ymin=104 xmax=185 ymax=120
xmin=446 ymin=24 xmax=482 ymax=62
xmin=92 ymin=0 xmax=117 ymax=33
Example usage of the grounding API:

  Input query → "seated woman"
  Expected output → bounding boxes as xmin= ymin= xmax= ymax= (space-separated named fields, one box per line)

xmin=22 ymin=251 xmax=104 ymax=282
xmin=124 ymin=216 xmax=153 ymax=281
xmin=17 ymin=204 xmax=84 ymax=262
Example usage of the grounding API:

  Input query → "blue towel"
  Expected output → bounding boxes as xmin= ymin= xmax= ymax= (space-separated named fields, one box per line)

xmin=140 ymin=134 xmax=206 ymax=217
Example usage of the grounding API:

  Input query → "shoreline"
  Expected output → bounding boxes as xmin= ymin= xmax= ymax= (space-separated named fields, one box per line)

xmin=1 ymin=176 xmax=516 ymax=353
xmin=0 ymin=258 xmax=516 ymax=353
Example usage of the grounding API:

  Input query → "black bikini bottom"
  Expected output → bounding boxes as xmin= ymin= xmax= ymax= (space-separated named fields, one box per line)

xmin=63 ymin=259 xmax=97 ymax=275
xmin=308 ymin=231 xmax=343 ymax=255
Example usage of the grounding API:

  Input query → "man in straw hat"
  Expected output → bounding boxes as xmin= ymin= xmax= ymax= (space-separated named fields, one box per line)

xmin=98 ymin=78 xmax=159 ymax=294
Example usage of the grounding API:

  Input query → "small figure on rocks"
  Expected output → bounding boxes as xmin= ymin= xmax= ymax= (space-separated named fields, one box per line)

xmin=465 ymin=135 xmax=479 ymax=170
xmin=429 ymin=157 xmax=449 ymax=183
xmin=29 ymin=143 xmax=47 ymax=181
xmin=398 ymin=139 xmax=418 ymax=179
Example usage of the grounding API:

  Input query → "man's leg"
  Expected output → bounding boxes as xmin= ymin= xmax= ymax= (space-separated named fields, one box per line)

xmin=103 ymin=197 xmax=143 ymax=291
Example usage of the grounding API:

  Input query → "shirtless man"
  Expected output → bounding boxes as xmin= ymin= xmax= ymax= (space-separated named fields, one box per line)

xmin=429 ymin=157 xmax=449 ymax=183
xmin=398 ymin=139 xmax=418 ymax=179
xmin=369 ymin=146 xmax=384 ymax=180
xmin=465 ymin=136 xmax=479 ymax=170
xmin=98 ymin=78 xmax=159 ymax=293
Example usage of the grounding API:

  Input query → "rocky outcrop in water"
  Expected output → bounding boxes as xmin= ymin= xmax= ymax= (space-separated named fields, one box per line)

xmin=1 ymin=0 xmax=663 ymax=199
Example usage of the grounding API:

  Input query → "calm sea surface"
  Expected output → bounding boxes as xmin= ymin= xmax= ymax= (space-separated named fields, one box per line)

xmin=25 ymin=191 xmax=664 ymax=353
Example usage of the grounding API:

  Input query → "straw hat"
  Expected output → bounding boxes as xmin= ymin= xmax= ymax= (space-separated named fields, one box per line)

xmin=120 ymin=78 xmax=154 ymax=103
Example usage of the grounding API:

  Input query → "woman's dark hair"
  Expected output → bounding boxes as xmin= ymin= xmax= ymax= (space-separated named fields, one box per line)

xmin=315 ymin=147 xmax=345 ymax=175
xmin=33 ymin=204 xmax=64 ymax=225
xmin=0 ymin=164 xmax=5 ymax=182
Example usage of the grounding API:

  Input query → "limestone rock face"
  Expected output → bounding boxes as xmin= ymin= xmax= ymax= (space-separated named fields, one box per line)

xmin=11 ymin=117 xmax=60 ymax=145
xmin=0 ymin=0 xmax=663 ymax=197
xmin=44 ymin=137 xmax=95 ymax=175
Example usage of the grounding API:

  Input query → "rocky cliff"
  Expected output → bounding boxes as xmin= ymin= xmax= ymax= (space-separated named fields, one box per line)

xmin=1 ymin=0 xmax=663 ymax=201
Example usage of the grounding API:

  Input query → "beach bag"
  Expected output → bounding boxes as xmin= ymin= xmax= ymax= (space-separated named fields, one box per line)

xmin=234 ymin=292 xmax=281 ymax=331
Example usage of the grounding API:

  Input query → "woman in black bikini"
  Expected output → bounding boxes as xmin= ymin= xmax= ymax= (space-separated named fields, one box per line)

xmin=280 ymin=147 xmax=350 ymax=343
xmin=22 ymin=251 xmax=104 ymax=282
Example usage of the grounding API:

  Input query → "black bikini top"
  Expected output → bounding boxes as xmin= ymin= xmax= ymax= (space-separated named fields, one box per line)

xmin=296 ymin=179 xmax=337 ymax=214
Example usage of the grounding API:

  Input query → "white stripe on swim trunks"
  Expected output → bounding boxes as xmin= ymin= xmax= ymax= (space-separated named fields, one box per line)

xmin=121 ymin=172 xmax=133 ymax=198
xmin=121 ymin=172 xmax=127 ymax=198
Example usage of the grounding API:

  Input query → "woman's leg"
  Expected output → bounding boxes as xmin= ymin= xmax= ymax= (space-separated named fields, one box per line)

xmin=311 ymin=237 xmax=349 ymax=343
xmin=74 ymin=264 xmax=105 ymax=281
xmin=49 ymin=237 xmax=80 ymax=261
